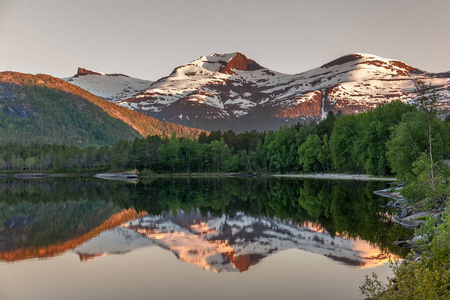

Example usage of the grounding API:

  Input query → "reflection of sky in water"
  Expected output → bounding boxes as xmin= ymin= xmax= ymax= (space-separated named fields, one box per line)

xmin=0 ymin=247 xmax=393 ymax=300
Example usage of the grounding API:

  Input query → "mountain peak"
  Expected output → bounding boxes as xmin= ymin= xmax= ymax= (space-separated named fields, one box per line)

xmin=218 ymin=52 xmax=263 ymax=74
xmin=184 ymin=52 xmax=263 ymax=74
xmin=76 ymin=68 xmax=103 ymax=77
xmin=320 ymin=53 xmax=416 ymax=76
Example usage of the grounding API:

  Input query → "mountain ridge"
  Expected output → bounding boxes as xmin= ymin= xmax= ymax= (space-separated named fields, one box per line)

xmin=62 ymin=52 xmax=450 ymax=133
xmin=115 ymin=52 xmax=449 ymax=132
xmin=0 ymin=72 xmax=205 ymax=142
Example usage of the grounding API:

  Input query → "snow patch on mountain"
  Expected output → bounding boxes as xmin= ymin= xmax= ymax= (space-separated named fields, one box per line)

xmin=65 ymin=69 xmax=153 ymax=102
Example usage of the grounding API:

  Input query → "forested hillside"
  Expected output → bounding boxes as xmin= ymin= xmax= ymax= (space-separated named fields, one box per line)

xmin=0 ymin=72 xmax=205 ymax=142
xmin=0 ymin=81 xmax=139 ymax=146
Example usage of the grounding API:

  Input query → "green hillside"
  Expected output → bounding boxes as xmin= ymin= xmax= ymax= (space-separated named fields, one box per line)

xmin=0 ymin=80 xmax=139 ymax=146
xmin=0 ymin=72 xmax=205 ymax=142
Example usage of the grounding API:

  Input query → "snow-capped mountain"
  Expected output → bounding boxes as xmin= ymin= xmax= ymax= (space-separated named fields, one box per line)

xmin=74 ymin=211 xmax=396 ymax=272
xmin=117 ymin=52 xmax=449 ymax=132
xmin=65 ymin=68 xmax=153 ymax=103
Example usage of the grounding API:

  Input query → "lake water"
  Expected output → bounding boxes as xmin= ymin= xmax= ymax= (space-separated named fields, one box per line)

xmin=0 ymin=177 xmax=411 ymax=300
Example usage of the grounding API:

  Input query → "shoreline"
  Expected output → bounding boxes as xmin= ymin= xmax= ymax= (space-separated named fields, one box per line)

xmin=1 ymin=171 xmax=398 ymax=182
xmin=374 ymin=187 xmax=431 ymax=230
xmin=273 ymin=173 xmax=397 ymax=181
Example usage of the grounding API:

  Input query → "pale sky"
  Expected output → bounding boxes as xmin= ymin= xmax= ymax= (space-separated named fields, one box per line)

xmin=1 ymin=0 xmax=449 ymax=80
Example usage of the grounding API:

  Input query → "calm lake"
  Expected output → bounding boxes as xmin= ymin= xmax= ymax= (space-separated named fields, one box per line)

xmin=0 ymin=177 xmax=411 ymax=300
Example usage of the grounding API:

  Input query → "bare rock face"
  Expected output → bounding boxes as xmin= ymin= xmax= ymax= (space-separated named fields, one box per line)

xmin=273 ymin=91 xmax=323 ymax=118
xmin=76 ymin=68 xmax=102 ymax=77
xmin=219 ymin=52 xmax=263 ymax=74
xmin=3 ymin=106 xmax=30 ymax=118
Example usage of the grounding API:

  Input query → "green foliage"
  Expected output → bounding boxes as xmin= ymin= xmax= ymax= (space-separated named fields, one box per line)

xmin=416 ymin=203 xmax=450 ymax=260
xmin=359 ymin=83 xmax=450 ymax=299
xmin=354 ymin=101 xmax=415 ymax=175
xmin=225 ymin=150 xmax=248 ymax=172
xmin=328 ymin=101 xmax=415 ymax=175
xmin=329 ymin=114 xmax=361 ymax=172
xmin=401 ymin=154 xmax=450 ymax=206
xmin=298 ymin=134 xmax=324 ymax=172
xmin=319 ymin=134 xmax=331 ymax=172
xmin=361 ymin=258 xmax=450 ymax=300
xmin=361 ymin=206 xmax=450 ymax=299
xmin=387 ymin=111 xmax=449 ymax=181
xmin=140 ymin=168 xmax=156 ymax=177
xmin=431 ymin=219 xmax=450 ymax=262
xmin=252 ymin=123 xmax=316 ymax=173
xmin=0 ymin=83 xmax=139 ymax=146
xmin=316 ymin=111 xmax=336 ymax=139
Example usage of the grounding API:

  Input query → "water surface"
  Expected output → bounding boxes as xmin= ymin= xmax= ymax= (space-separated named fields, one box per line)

xmin=0 ymin=177 xmax=410 ymax=300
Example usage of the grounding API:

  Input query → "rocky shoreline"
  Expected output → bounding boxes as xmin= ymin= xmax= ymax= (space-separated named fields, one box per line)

xmin=375 ymin=187 xmax=437 ymax=229
xmin=374 ymin=186 xmax=442 ymax=253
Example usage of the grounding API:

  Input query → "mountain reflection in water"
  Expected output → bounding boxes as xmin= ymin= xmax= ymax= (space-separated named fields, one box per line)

xmin=0 ymin=177 xmax=411 ymax=271
xmin=74 ymin=211 xmax=396 ymax=272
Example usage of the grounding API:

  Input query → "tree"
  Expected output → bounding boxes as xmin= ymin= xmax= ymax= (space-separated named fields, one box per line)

xmin=317 ymin=111 xmax=336 ymax=139
xmin=401 ymin=153 xmax=449 ymax=206
xmin=298 ymin=134 xmax=323 ymax=172
xmin=354 ymin=101 xmax=415 ymax=175
xmin=109 ymin=140 xmax=130 ymax=170
xmin=387 ymin=111 xmax=448 ymax=181
xmin=207 ymin=139 xmax=230 ymax=172
xmin=329 ymin=114 xmax=360 ymax=172
xmin=318 ymin=134 xmax=331 ymax=172
xmin=414 ymin=80 xmax=440 ymax=190
xmin=166 ymin=139 xmax=181 ymax=172
xmin=180 ymin=138 xmax=200 ymax=173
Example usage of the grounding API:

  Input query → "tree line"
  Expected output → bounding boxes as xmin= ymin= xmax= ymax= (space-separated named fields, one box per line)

xmin=1 ymin=100 xmax=449 ymax=180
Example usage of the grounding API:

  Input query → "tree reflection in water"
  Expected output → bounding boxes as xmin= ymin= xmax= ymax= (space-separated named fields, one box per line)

xmin=0 ymin=177 xmax=411 ymax=268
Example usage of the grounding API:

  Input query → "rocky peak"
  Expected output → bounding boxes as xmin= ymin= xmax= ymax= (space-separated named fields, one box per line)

xmin=76 ymin=68 xmax=102 ymax=77
xmin=219 ymin=52 xmax=263 ymax=74
xmin=168 ymin=52 xmax=264 ymax=77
